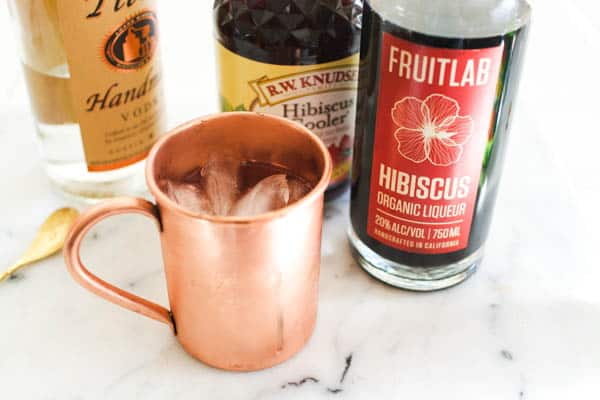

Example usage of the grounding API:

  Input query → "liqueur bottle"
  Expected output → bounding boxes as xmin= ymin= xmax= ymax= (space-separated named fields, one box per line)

xmin=214 ymin=0 xmax=363 ymax=199
xmin=350 ymin=0 xmax=531 ymax=290
xmin=8 ymin=0 xmax=165 ymax=200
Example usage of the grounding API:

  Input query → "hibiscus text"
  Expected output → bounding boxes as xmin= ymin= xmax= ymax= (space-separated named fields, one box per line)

xmin=283 ymin=99 xmax=354 ymax=130
xmin=378 ymin=163 xmax=471 ymax=201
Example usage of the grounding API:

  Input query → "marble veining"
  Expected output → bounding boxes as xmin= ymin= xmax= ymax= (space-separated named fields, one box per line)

xmin=267 ymin=353 xmax=353 ymax=397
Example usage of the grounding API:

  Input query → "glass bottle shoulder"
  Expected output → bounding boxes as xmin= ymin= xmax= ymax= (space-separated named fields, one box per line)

xmin=367 ymin=0 xmax=531 ymax=38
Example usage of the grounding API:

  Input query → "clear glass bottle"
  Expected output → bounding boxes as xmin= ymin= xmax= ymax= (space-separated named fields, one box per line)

xmin=8 ymin=0 xmax=166 ymax=201
xmin=349 ymin=0 xmax=531 ymax=290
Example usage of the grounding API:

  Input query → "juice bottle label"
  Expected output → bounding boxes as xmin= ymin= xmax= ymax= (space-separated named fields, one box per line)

xmin=367 ymin=33 xmax=504 ymax=254
xmin=217 ymin=43 xmax=359 ymax=186
xmin=56 ymin=0 xmax=164 ymax=172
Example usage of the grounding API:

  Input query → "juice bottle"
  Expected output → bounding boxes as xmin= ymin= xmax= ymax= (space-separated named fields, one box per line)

xmin=214 ymin=0 xmax=363 ymax=198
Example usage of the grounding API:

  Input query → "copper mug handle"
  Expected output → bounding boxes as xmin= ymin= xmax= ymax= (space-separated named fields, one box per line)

xmin=63 ymin=197 xmax=175 ymax=333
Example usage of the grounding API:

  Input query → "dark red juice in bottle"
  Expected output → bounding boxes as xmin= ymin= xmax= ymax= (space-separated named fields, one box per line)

xmin=214 ymin=0 xmax=363 ymax=199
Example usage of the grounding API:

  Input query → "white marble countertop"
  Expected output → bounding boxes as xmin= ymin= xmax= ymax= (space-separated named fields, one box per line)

xmin=1 ymin=1 xmax=599 ymax=399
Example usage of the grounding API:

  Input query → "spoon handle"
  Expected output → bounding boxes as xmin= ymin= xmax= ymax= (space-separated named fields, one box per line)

xmin=0 ymin=261 xmax=25 ymax=283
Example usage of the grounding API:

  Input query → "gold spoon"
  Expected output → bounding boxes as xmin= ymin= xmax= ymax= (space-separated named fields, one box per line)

xmin=1 ymin=208 xmax=80 ymax=283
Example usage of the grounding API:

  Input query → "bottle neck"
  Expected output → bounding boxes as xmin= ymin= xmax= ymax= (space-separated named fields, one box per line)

xmin=367 ymin=0 xmax=531 ymax=38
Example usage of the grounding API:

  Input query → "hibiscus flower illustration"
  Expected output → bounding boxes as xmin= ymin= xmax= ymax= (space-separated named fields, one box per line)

xmin=392 ymin=94 xmax=474 ymax=166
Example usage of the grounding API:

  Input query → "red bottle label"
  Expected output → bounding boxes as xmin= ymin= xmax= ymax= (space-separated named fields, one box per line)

xmin=367 ymin=34 xmax=504 ymax=254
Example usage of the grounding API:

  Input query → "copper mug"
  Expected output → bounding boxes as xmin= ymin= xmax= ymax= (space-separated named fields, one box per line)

xmin=63 ymin=113 xmax=332 ymax=371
